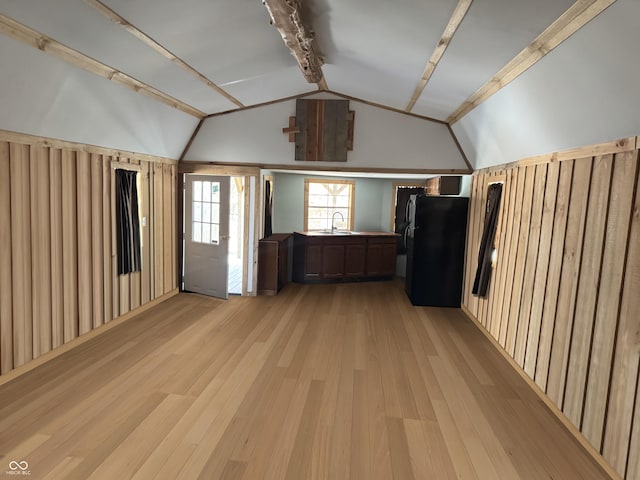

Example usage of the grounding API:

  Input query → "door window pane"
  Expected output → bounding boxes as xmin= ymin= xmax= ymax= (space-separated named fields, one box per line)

xmin=202 ymin=202 xmax=211 ymax=223
xmin=193 ymin=222 xmax=202 ymax=242
xmin=193 ymin=181 xmax=202 ymax=201
xmin=191 ymin=180 xmax=222 ymax=245
xmin=193 ymin=201 xmax=202 ymax=222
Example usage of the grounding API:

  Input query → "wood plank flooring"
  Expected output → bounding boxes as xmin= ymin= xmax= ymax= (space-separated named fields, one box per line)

xmin=0 ymin=280 xmax=610 ymax=479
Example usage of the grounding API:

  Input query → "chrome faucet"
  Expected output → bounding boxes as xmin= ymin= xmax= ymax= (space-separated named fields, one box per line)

xmin=331 ymin=211 xmax=345 ymax=233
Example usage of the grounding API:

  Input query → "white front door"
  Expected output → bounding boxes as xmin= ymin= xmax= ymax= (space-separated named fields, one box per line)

xmin=184 ymin=175 xmax=230 ymax=298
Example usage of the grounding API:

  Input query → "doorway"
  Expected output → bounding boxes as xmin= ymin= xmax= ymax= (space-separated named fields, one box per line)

xmin=183 ymin=174 xmax=231 ymax=298
xmin=228 ymin=177 xmax=245 ymax=295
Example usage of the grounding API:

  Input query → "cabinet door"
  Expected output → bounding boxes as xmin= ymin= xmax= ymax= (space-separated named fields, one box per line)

xmin=258 ymin=241 xmax=278 ymax=294
xmin=322 ymin=244 xmax=345 ymax=278
xmin=367 ymin=240 xmax=397 ymax=277
xmin=378 ymin=243 xmax=397 ymax=276
xmin=345 ymin=244 xmax=366 ymax=277
xmin=305 ymin=244 xmax=322 ymax=279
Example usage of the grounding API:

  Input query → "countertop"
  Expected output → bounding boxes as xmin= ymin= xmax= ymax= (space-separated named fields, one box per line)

xmin=295 ymin=231 xmax=399 ymax=237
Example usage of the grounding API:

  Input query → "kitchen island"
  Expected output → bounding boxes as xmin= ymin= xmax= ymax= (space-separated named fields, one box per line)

xmin=292 ymin=231 xmax=399 ymax=284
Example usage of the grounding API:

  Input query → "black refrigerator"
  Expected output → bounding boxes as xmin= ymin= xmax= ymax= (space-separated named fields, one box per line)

xmin=405 ymin=194 xmax=469 ymax=307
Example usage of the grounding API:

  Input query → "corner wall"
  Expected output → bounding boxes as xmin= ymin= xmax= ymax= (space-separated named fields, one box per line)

xmin=185 ymin=93 xmax=469 ymax=172
xmin=462 ymin=138 xmax=640 ymax=479
xmin=0 ymin=131 xmax=178 ymax=376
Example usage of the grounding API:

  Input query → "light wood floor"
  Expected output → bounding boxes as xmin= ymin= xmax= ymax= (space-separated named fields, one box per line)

xmin=0 ymin=280 xmax=610 ymax=479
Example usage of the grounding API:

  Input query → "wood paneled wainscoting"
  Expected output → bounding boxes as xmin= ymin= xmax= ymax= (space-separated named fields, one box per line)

xmin=0 ymin=130 xmax=178 ymax=377
xmin=462 ymin=137 xmax=640 ymax=480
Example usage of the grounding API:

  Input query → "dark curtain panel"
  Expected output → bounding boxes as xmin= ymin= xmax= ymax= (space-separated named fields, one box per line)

xmin=472 ymin=183 xmax=503 ymax=297
xmin=116 ymin=169 xmax=141 ymax=275
xmin=264 ymin=180 xmax=273 ymax=238
xmin=395 ymin=187 xmax=425 ymax=253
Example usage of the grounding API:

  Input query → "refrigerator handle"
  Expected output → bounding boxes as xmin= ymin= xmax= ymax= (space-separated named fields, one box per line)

xmin=405 ymin=199 xmax=411 ymax=222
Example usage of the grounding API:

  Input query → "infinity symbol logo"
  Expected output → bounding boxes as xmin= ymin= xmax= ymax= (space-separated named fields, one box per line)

xmin=8 ymin=461 xmax=29 ymax=471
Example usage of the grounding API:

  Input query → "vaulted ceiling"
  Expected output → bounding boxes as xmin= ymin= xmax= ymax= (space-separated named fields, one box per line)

xmin=1 ymin=0 xmax=637 ymax=167
xmin=0 ymin=0 xmax=610 ymax=119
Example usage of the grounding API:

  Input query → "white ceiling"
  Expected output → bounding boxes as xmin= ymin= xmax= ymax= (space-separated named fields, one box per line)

xmin=1 ymin=0 xmax=633 ymax=167
xmin=0 ymin=0 xmax=594 ymax=119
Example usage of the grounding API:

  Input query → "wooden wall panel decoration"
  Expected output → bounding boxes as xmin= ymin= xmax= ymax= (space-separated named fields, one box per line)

xmin=153 ymin=163 xmax=165 ymax=298
xmin=523 ymin=161 xmax=559 ymax=379
xmin=50 ymin=148 xmax=64 ymax=348
xmin=602 ymin=153 xmax=640 ymax=476
xmin=582 ymin=151 xmax=638 ymax=450
xmin=534 ymin=161 xmax=572 ymax=391
xmin=77 ymin=151 xmax=93 ymax=335
xmin=494 ymin=169 xmax=518 ymax=346
xmin=91 ymin=154 xmax=104 ymax=329
xmin=0 ymin=132 xmax=178 ymax=378
xmin=11 ymin=143 xmax=33 ymax=368
xmin=163 ymin=164 xmax=173 ymax=295
xmin=30 ymin=145 xmax=52 ymax=358
xmin=499 ymin=168 xmax=524 ymax=348
xmin=102 ymin=155 xmax=113 ymax=324
xmin=462 ymin=141 xmax=640 ymax=480
xmin=0 ymin=142 xmax=13 ymax=374
xmin=62 ymin=149 xmax=79 ymax=343
xmin=293 ymin=99 xmax=352 ymax=162
xmin=546 ymin=158 xmax=592 ymax=408
xmin=514 ymin=164 xmax=547 ymax=367
xmin=505 ymin=166 xmax=535 ymax=356
xmin=563 ymin=155 xmax=613 ymax=427
xmin=140 ymin=162 xmax=151 ymax=305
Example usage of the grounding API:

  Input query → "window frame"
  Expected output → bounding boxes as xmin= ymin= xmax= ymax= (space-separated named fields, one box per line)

xmin=304 ymin=178 xmax=356 ymax=231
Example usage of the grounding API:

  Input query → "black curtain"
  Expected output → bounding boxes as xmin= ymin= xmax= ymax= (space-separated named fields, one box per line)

xmin=472 ymin=183 xmax=503 ymax=297
xmin=395 ymin=187 xmax=425 ymax=254
xmin=116 ymin=169 xmax=141 ymax=275
xmin=264 ymin=180 xmax=273 ymax=238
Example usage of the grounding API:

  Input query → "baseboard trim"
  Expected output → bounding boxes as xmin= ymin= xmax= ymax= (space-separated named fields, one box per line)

xmin=0 ymin=289 xmax=179 ymax=387
xmin=460 ymin=304 xmax=621 ymax=480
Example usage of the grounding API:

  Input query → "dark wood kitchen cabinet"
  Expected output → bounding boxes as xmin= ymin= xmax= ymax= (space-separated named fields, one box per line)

xmin=293 ymin=232 xmax=397 ymax=283
xmin=344 ymin=243 xmax=367 ymax=277
xmin=366 ymin=238 xmax=397 ymax=277
xmin=258 ymin=233 xmax=291 ymax=295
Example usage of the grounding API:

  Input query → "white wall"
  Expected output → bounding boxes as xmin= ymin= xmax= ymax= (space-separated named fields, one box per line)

xmin=269 ymin=172 xmax=391 ymax=234
xmin=452 ymin=0 xmax=640 ymax=169
xmin=0 ymin=35 xmax=197 ymax=159
xmin=185 ymin=93 xmax=468 ymax=171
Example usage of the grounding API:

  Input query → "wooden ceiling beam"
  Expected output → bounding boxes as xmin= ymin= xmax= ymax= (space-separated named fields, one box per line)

xmin=0 ymin=14 xmax=206 ymax=118
xmin=85 ymin=0 xmax=244 ymax=108
xmin=406 ymin=0 xmax=473 ymax=112
xmin=447 ymin=0 xmax=617 ymax=124
xmin=262 ymin=0 xmax=326 ymax=87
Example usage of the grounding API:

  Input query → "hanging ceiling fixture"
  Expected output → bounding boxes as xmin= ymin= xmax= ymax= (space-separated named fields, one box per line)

xmin=262 ymin=0 xmax=325 ymax=85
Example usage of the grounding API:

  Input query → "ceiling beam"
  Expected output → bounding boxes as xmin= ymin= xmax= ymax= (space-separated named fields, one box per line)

xmin=262 ymin=0 xmax=326 ymax=87
xmin=447 ymin=0 xmax=617 ymax=124
xmin=0 ymin=14 xmax=206 ymax=118
xmin=85 ymin=0 xmax=244 ymax=108
xmin=406 ymin=0 xmax=473 ymax=112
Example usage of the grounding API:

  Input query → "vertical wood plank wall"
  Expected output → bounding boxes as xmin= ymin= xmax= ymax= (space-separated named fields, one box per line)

xmin=462 ymin=143 xmax=640 ymax=480
xmin=0 ymin=135 xmax=178 ymax=376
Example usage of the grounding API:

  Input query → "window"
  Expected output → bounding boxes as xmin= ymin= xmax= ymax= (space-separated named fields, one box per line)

xmin=304 ymin=179 xmax=355 ymax=231
xmin=191 ymin=180 xmax=221 ymax=244
xmin=114 ymin=168 xmax=141 ymax=275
